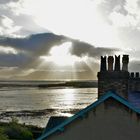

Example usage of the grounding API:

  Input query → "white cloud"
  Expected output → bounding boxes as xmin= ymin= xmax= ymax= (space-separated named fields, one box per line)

xmin=0 ymin=15 xmax=22 ymax=37
xmin=124 ymin=0 xmax=140 ymax=15
xmin=0 ymin=0 xmax=127 ymax=48
xmin=0 ymin=46 xmax=18 ymax=54
xmin=0 ymin=0 xmax=46 ymax=37
xmin=109 ymin=10 xmax=137 ymax=27
xmin=14 ymin=0 xmax=120 ymax=47
xmin=0 ymin=0 xmax=139 ymax=80
xmin=5 ymin=1 xmax=25 ymax=16
xmin=108 ymin=0 xmax=140 ymax=29
xmin=0 ymin=0 xmax=140 ymax=50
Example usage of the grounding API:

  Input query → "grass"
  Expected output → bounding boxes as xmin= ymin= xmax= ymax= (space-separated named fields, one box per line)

xmin=0 ymin=118 xmax=43 ymax=140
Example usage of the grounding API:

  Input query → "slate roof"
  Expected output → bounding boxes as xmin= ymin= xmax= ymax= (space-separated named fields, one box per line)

xmin=37 ymin=91 xmax=140 ymax=140
xmin=128 ymin=91 xmax=140 ymax=109
xmin=42 ymin=116 xmax=68 ymax=135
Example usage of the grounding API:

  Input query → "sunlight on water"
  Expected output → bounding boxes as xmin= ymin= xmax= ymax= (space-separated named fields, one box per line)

xmin=62 ymin=88 xmax=76 ymax=105
xmin=0 ymin=87 xmax=97 ymax=127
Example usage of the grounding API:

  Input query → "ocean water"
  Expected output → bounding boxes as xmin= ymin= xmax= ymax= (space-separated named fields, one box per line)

xmin=0 ymin=85 xmax=97 ymax=127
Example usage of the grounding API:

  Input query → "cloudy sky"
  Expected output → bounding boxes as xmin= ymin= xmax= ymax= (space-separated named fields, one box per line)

xmin=0 ymin=0 xmax=139 ymax=80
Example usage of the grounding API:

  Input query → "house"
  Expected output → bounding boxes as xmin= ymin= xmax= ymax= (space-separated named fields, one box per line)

xmin=37 ymin=92 xmax=140 ymax=140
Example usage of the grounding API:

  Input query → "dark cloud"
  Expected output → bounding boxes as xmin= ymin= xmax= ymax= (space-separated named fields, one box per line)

xmin=0 ymin=33 xmax=118 ymax=67
xmin=0 ymin=33 xmax=117 ymax=80
xmin=0 ymin=33 xmax=66 ymax=52
xmin=0 ymin=53 xmax=29 ymax=67
xmin=0 ymin=33 xmax=67 ymax=67
xmin=70 ymin=40 xmax=118 ymax=57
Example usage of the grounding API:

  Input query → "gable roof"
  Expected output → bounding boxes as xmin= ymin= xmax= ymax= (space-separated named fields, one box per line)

xmin=37 ymin=91 xmax=140 ymax=140
xmin=42 ymin=116 xmax=68 ymax=135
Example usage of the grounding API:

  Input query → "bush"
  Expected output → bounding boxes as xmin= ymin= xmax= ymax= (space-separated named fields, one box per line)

xmin=0 ymin=128 xmax=9 ymax=140
xmin=4 ymin=118 xmax=33 ymax=140
xmin=0 ymin=133 xmax=8 ymax=140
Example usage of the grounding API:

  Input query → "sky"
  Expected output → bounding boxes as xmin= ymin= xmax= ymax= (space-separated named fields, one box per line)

xmin=0 ymin=0 xmax=139 ymax=80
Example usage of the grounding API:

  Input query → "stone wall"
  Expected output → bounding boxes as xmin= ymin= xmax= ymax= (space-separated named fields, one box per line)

xmin=98 ymin=55 xmax=140 ymax=98
xmin=98 ymin=71 xmax=129 ymax=99
xmin=97 ymin=55 xmax=130 ymax=99
xmin=129 ymin=72 xmax=140 ymax=92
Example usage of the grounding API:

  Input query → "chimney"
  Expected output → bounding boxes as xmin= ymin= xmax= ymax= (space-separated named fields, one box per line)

xmin=114 ymin=55 xmax=120 ymax=71
xmin=122 ymin=55 xmax=129 ymax=71
xmin=130 ymin=72 xmax=134 ymax=78
xmin=108 ymin=56 xmax=114 ymax=71
xmin=100 ymin=56 xmax=107 ymax=71
xmin=136 ymin=72 xmax=139 ymax=78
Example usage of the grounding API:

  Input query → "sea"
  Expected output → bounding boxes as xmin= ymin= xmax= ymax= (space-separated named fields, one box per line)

xmin=0 ymin=81 xmax=97 ymax=128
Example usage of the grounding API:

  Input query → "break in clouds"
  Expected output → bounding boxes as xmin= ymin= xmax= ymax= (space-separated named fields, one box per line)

xmin=0 ymin=33 xmax=118 ymax=80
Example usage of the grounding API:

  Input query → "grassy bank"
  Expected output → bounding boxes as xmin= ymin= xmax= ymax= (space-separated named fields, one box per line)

xmin=0 ymin=118 xmax=43 ymax=140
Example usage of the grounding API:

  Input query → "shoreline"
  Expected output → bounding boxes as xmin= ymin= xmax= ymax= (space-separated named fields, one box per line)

xmin=0 ymin=108 xmax=79 ymax=118
xmin=0 ymin=80 xmax=98 ymax=88
xmin=0 ymin=108 xmax=80 ymax=128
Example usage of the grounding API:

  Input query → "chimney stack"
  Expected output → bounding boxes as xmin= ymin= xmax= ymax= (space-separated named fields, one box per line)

xmin=100 ymin=56 xmax=107 ymax=71
xmin=130 ymin=72 xmax=134 ymax=78
xmin=108 ymin=56 xmax=114 ymax=71
xmin=122 ymin=55 xmax=129 ymax=71
xmin=136 ymin=72 xmax=139 ymax=78
xmin=114 ymin=55 xmax=120 ymax=71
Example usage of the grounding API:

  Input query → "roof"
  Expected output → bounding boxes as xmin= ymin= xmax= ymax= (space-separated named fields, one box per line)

xmin=37 ymin=91 xmax=140 ymax=140
xmin=128 ymin=91 xmax=140 ymax=109
xmin=42 ymin=116 xmax=68 ymax=135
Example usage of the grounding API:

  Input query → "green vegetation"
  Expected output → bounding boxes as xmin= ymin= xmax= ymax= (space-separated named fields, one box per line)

xmin=0 ymin=129 xmax=8 ymax=140
xmin=0 ymin=118 xmax=34 ymax=140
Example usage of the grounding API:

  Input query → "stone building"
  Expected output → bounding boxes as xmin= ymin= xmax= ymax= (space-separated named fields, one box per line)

xmin=129 ymin=72 xmax=140 ymax=92
xmin=98 ymin=55 xmax=140 ymax=99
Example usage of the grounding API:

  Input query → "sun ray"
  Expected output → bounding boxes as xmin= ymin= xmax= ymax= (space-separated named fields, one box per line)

xmin=40 ymin=42 xmax=81 ymax=66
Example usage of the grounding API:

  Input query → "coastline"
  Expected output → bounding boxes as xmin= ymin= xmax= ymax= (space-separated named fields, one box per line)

xmin=0 ymin=80 xmax=98 ymax=88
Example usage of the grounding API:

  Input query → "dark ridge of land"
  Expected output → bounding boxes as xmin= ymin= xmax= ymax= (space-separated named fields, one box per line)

xmin=38 ymin=81 xmax=98 ymax=88
xmin=0 ymin=80 xmax=98 ymax=88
